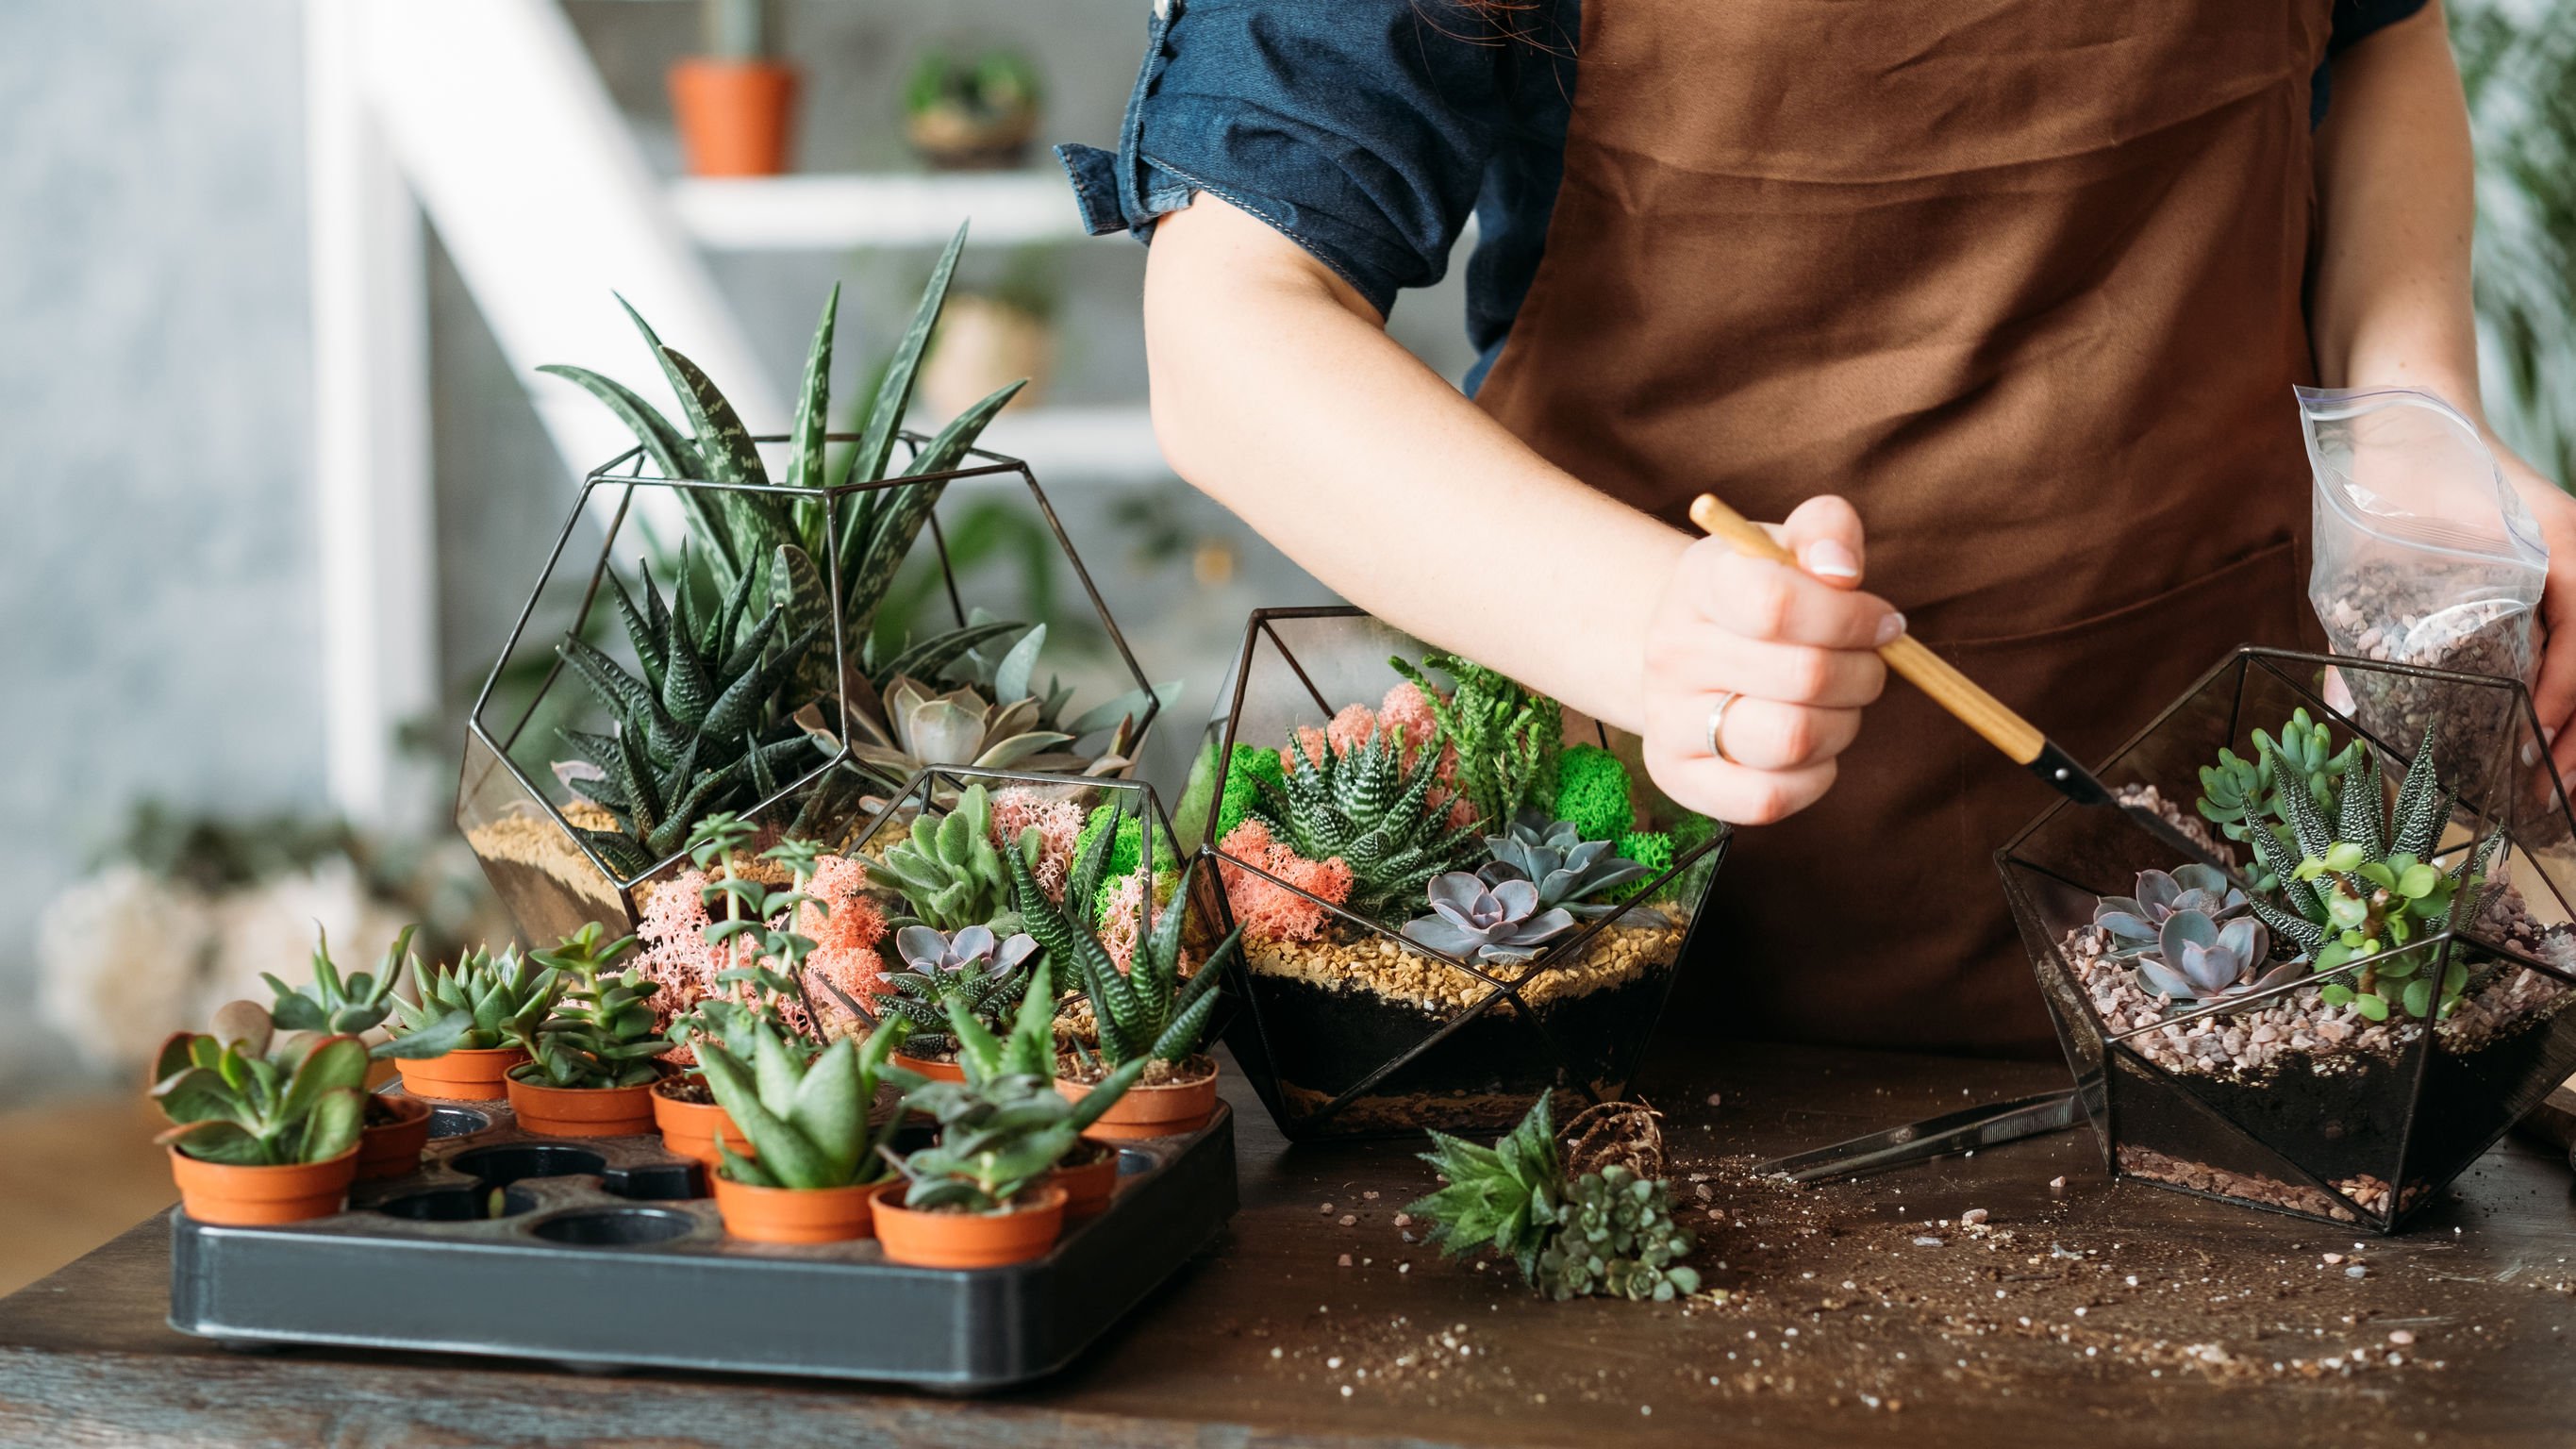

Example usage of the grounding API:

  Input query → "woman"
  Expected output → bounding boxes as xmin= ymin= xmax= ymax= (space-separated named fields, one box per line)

xmin=1060 ymin=0 xmax=2576 ymax=1053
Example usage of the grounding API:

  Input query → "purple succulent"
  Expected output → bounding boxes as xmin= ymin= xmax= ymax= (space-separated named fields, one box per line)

xmin=2132 ymin=911 xmax=2300 ymax=1004
xmin=1401 ymin=872 xmax=1577 ymax=964
xmin=2093 ymin=864 xmax=2249 ymax=958
xmin=894 ymin=924 xmax=1037 ymax=976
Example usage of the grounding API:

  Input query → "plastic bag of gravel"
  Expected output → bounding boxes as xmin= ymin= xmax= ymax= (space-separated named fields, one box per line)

xmin=2302 ymin=386 xmax=2546 ymax=771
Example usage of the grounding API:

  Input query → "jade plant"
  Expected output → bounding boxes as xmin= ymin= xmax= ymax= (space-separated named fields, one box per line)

xmin=698 ymin=1017 xmax=913 ymax=1191
xmin=507 ymin=924 xmax=672 ymax=1090
xmin=150 ymin=1004 xmax=369 ymax=1167
xmin=1407 ymin=1095 xmax=1700 ymax=1303
xmin=1012 ymin=842 xmax=1238 ymax=1072
xmin=385 ymin=945 xmax=561 ymax=1055
xmin=890 ymin=963 xmax=1146 ymax=1211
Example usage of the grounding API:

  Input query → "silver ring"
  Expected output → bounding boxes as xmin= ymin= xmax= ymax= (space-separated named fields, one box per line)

xmin=1703 ymin=691 xmax=1742 ymax=763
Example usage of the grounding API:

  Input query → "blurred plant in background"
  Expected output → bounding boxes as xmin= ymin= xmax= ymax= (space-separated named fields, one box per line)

xmin=2456 ymin=0 xmax=2576 ymax=484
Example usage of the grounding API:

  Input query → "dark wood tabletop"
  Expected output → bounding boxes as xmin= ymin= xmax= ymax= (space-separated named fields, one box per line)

xmin=5 ymin=1041 xmax=2572 ymax=1449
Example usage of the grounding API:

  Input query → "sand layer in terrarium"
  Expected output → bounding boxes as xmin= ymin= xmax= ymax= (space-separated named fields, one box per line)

xmin=1239 ymin=906 xmax=1687 ymax=1131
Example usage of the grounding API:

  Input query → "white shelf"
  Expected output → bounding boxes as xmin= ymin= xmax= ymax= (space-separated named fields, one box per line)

xmin=959 ymin=404 xmax=1167 ymax=482
xmin=670 ymin=170 xmax=1097 ymax=251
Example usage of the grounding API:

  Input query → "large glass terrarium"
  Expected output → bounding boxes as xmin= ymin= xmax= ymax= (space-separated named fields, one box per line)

xmin=1999 ymin=648 xmax=2576 ymax=1231
xmin=457 ymin=436 xmax=1161 ymax=946
xmin=1180 ymin=607 xmax=1730 ymax=1141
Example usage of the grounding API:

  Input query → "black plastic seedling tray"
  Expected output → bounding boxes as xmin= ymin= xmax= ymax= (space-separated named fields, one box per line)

xmin=167 ymin=1091 xmax=1238 ymax=1390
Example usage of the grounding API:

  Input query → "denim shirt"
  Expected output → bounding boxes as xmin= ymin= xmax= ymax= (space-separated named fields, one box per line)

xmin=1061 ymin=0 xmax=2428 ymax=394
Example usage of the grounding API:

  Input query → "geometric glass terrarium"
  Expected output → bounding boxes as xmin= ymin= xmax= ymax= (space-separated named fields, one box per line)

xmin=1181 ymin=607 xmax=1729 ymax=1141
xmin=1998 ymin=648 xmax=2576 ymax=1231
xmin=458 ymin=437 xmax=1160 ymax=947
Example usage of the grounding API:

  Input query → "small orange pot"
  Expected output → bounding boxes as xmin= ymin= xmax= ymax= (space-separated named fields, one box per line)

xmin=1050 ymin=1142 xmax=1119 ymax=1219
xmin=394 ymin=1045 xmax=526 ymax=1101
xmin=169 ymin=1146 xmax=358 ymax=1226
xmin=870 ymin=1181 xmax=1066 ymax=1269
xmin=668 ymin=58 xmax=799 ymax=177
xmin=653 ymin=1081 xmax=753 ymax=1166
xmin=506 ymin=1075 xmax=658 ymax=1138
xmin=712 ymin=1173 xmax=877 ymax=1243
xmin=891 ymin=1051 xmax=965 ymax=1084
xmin=1057 ymin=1058 xmax=1221 ymax=1141
xmin=357 ymin=1095 xmax=434 ymax=1180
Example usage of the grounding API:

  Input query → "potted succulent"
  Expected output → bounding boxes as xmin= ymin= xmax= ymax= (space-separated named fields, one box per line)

xmin=669 ymin=0 xmax=798 ymax=176
xmin=383 ymin=944 xmax=562 ymax=1100
xmin=503 ymin=924 xmax=673 ymax=1137
xmin=263 ymin=925 xmax=440 ymax=1178
xmin=1189 ymin=609 xmax=1727 ymax=1140
xmin=873 ymin=968 xmax=1145 ymax=1268
xmin=698 ymin=1018 xmax=915 ymax=1243
xmin=933 ymin=959 xmax=1133 ymax=1216
xmin=1011 ymin=841 xmax=1237 ymax=1141
xmin=2000 ymin=649 xmax=2576 ymax=1229
xmin=463 ymin=230 xmax=1167 ymax=948
xmin=149 ymin=1003 xmax=368 ymax=1225
xmin=902 ymin=48 xmax=1040 ymax=171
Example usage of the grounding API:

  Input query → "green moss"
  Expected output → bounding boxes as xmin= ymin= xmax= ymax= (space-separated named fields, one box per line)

xmin=1609 ymin=831 xmax=1671 ymax=903
xmin=1670 ymin=811 xmax=1720 ymax=854
xmin=1076 ymin=804 xmax=1146 ymax=881
xmin=1551 ymin=743 xmax=1633 ymax=841
xmin=1215 ymin=741 xmax=1285 ymax=841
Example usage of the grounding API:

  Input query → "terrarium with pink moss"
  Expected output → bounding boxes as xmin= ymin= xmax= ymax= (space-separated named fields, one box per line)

xmin=1178 ymin=608 xmax=1728 ymax=1141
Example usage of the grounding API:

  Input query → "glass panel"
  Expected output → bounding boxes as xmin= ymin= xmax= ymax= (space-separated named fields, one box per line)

xmin=2106 ymin=1046 xmax=2374 ymax=1227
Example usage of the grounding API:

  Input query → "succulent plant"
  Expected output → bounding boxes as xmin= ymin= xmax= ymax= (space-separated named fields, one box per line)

xmin=2090 ymin=865 xmax=2251 ymax=958
xmin=862 ymin=923 xmax=1039 ymax=1057
xmin=681 ymin=813 xmax=839 ymax=1041
xmin=846 ymin=675 xmax=1084 ymax=788
xmin=554 ymin=555 xmax=826 ymax=878
xmin=1484 ymin=816 xmax=1652 ymax=918
xmin=859 ymin=783 xmax=1038 ymax=934
xmin=507 ymin=924 xmax=670 ymax=1090
xmin=2242 ymin=720 xmax=2504 ymax=1020
xmin=1410 ymin=1091 xmax=1566 ymax=1279
xmin=1533 ymin=1166 xmax=1702 ymax=1303
xmin=264 ymin=924 xmax=412 ymax=1038
xmin=2131 ymin=911 xmax=2300 ymax=1004
xmin=699 ymin=1017 xmax=914 ymax=1190
xmin=1389 ymin=651 xmax=1562 ymax=831
xmin=385 ymin=945 xmax=562 ymax=1056
xmin=2196 ymin=708 xmax=2364 ymax=855
xmin=1249 ymin=724 xmax=1484 ymax=920
xmin=1011 ymin=837 xmax=1238 ymax=1069
xmin=1402 ymin=871 xmax=1578 ymax=964
xmin=149 ymin=1005 xmax=369 ymax=1167
xmin=889 ymin=964 xmax=1147 ymax=1212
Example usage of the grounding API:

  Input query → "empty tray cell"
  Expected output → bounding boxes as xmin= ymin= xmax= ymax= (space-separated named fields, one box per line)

xmin=603 ymin=1161 xmax=706 ymax=1202
xmin=375 ymin=1187 xmax=537 ymax=1222
xmin=450 ymin=1144 xmax=605 ymax=1186
xmin=429 ymin=1106 xmax=493 ymax=1140
xmin=532 ymin=1208 xmax=696 ymax=1246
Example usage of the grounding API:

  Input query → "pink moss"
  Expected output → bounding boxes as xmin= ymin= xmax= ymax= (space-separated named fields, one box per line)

xmin=989 ymin=786 xmax=1085 ymax=901
xmin=800 ymin=854 xmax=891 ymax=1024
xmin=1324 ymin=703 xmax=1380 ymax=756
xmin=1377 ymin=681 xmax=1440 ymax=754
xmin=1217 ymin=819 xmax=1353 ymax=944
xmin=637 ymin=868 xmax=725 ymax=1050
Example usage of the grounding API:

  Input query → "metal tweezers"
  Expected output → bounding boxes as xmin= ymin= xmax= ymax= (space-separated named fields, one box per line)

xmin=1754 ymin=1087 xmax=2084 ymax=1184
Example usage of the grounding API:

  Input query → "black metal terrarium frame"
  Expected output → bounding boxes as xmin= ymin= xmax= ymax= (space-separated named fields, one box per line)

xmin=1998 ymin=646 xmax=2576 ymax=1232
xmin=1199 ymin=606 xmax=1731 ymax=1141
xmin=458 ymin=431 xmax=1162 ymax=945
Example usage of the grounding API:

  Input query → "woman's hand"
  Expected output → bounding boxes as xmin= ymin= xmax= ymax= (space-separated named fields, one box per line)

xmin=2499 ymin=450 xmax=2576 ymax=777
xmin=1639 ymin=495 xmax=1902 ymax=824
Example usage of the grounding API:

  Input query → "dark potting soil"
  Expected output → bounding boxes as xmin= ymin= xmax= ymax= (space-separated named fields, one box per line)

xmin=655 ymin=1078 xmax=716 ymax=1107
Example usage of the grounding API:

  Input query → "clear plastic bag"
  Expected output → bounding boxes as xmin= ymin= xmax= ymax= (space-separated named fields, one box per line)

xmin=2302 ymin=385 xmax=2546 ymax=770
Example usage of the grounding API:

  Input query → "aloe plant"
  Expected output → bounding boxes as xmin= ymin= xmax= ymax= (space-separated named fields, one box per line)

xmin=698 ymin=1018 xmax=912 ymax=1191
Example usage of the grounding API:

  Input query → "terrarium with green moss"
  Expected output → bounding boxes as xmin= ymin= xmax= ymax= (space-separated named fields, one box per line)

xmin=2000 ymin=648 xmax=2576 ymax=1231
xmin=1178 ymin=608 xmax=1727 ymax=1141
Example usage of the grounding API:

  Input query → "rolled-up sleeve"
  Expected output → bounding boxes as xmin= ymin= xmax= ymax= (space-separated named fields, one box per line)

xmin=1057 ymin=0 xmax=1509 ymax=318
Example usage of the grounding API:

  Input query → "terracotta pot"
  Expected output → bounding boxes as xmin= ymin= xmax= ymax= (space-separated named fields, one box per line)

xmin=870 ymin=1181 xmax=1066 ymax=1269
xmin=668 ymin=58 xmax=799 ymax=177
xmin=356 ymin=1094 xmax=434 ymax=1180
xmin=891 ymin=1051 xmax=966 ymax=1084
xmin=1057 ymin=1058 xmax=1221 ymax=1141
xmin=393 ymin=1045 xmax=526 ymax=1101
xmin=1049 ymin=1141 xmax=1120 ymax=1219
xmin=653 ymin=1081 xmax=752 ymax=1167
xmin=506 ymin=1075 xmax=658 ymax=1138
xmin=169 ymin=1146 xmax=358 ymax=1226
xmin=712 ymin=1174 xmax=877 ymax=1244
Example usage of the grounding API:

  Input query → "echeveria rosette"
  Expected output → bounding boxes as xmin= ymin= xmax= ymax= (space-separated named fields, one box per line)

xmin=864 ymin=923 xmax=1038 ymax=1054
xmin=2131 ymin=911 xmax=2300 ymax=1005
xmin=2091 ymin=864 xmax=2250 ymax=958
xmin=1402 ymin=872 xmax=1577 ymax=964
xmin=1484 ymin=816 xmax=1653 ymax=920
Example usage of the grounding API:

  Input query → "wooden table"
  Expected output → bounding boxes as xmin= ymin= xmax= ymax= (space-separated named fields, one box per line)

xmin=6 ymin=1042 xmax=2572 ymax=1448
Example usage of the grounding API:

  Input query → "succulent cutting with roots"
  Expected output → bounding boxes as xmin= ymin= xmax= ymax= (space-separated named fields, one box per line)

xmin=1402 ymin=871 xmax=1578 ymax=965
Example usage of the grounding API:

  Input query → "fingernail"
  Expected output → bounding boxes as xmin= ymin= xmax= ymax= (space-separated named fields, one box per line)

xmin=2524 ymin=741 xmax=2541 ymax=768
xmin=1804 ymin=541 xmax=1861 ymax=580
xmin=2547 ymin=725 xmax=2558 ymax=746
xmin=1874 ymin=611 xmax=1906 ymax=646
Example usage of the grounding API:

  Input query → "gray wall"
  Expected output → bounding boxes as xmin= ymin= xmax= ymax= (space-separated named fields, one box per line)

xmin=0 ymin=0 xmax=323 ymax=1094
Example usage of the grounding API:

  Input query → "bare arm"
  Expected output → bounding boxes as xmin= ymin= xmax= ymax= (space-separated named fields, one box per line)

xmin=2313 ymin=0 xmax=2576 ymax=768
xmin=1143 ymin=194 xmax=1896 ymax=824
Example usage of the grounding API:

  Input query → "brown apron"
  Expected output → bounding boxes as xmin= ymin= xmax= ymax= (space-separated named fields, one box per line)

xmin=1476 ymin=0 xmax=2329 ymax=1054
